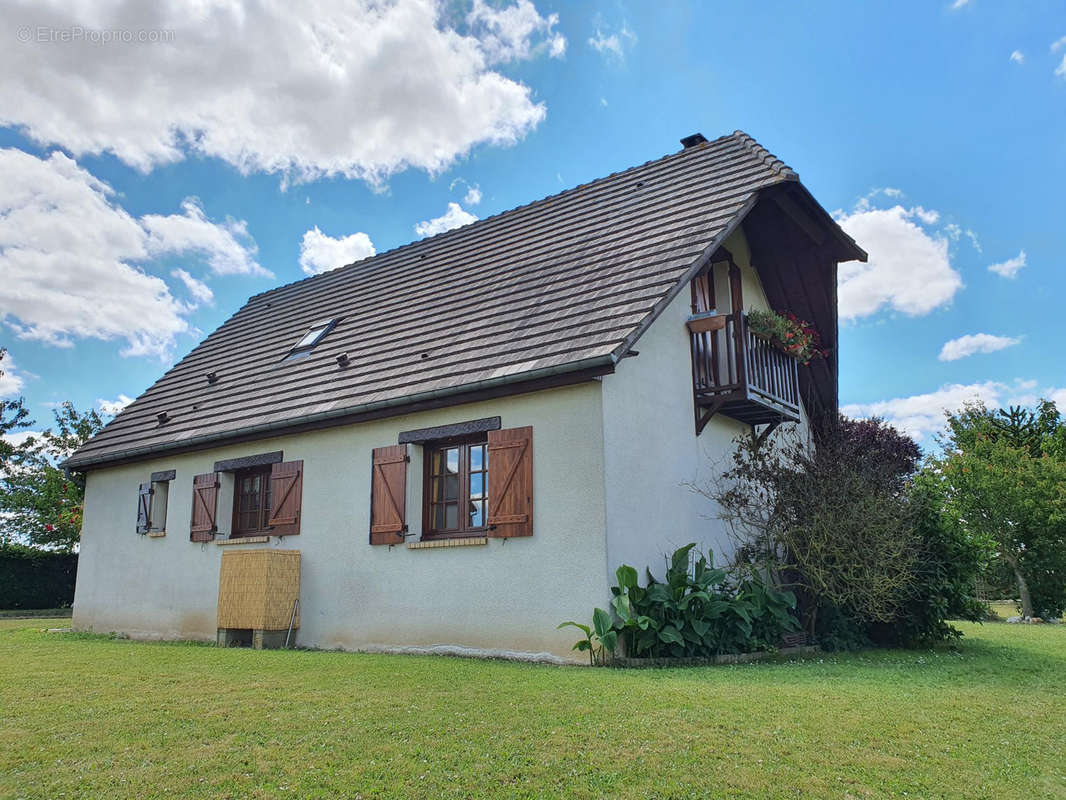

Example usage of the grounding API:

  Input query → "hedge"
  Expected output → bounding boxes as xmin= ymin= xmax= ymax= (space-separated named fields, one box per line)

xmin=0 ymin=545 xmax=78 ymax=610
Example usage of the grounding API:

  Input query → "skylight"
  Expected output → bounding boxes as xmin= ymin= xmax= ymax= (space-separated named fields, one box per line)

xmin=285 ymin=319 xmax=336 ymax=361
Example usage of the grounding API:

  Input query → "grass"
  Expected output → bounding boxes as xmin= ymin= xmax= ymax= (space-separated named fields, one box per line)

xmin=987 ymin=600 xmax=1066 ymax=622
xmin=1 ymin=622 xmax=1064 ymax=799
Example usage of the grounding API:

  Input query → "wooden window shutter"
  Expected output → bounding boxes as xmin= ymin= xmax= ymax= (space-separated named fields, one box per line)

xmin=486 ymin=426 xmax=533 ymax=538
xmin=136 ymin=482 xmax=152 ymax=534
xmin=190 ymin=472 xmax=219 ymax=542
xmin=370 ymin=444 xmax=407 ymax=545
xmin=267 ymin=460 xmax=303 ymax=536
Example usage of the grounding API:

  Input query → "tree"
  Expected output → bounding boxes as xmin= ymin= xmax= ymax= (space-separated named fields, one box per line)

xmin=713 ymin=417 xmax=921 ymax=636
xmin=0 ymin=402 xmax=107 ymax=551
xmin=712 ymin=416 xmax=987 ymax=646
xmin=932 ymin=401 xmax=1066 ymax=618
xmin=0 ymin=348 xmax=34 ymax=466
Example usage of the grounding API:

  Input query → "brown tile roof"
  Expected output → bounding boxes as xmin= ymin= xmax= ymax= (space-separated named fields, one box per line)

xmin=67 ymin=130 xmax=845 ymax=469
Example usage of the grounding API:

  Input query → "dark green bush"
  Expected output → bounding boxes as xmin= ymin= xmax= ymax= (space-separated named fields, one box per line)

xmin=0 ymin=544 xmax=77 ymax=609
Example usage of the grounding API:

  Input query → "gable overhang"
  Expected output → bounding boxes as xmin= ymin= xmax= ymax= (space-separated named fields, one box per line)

xmin=610 ymin=177 xmax=864 ymax=430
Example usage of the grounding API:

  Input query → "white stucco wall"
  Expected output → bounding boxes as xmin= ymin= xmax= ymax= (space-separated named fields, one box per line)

xmin=74 ymin=383 xmax=608 ymax=663
xmin=600 ymin=229 xmax=810 ymax=585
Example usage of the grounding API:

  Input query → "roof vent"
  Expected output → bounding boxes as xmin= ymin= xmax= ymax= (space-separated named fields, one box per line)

xmin=206 ymin=372 xmax=218 ymax=384
xmin=156 ymin=411 xmax=170 ymax=425
xmin=336 ymin=352 xmax=350 ymax=367
xmin=680 ymin=133 xmax=708 ymax=149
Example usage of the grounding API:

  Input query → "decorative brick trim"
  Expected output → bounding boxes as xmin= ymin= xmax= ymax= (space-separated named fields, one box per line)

xmin=216 ymin=535 xmax=270 ymax=546
xmin=146 ymin=531 xmax=166 ymax=538
xmin=407 ymin=536 xmax=488 ymax=550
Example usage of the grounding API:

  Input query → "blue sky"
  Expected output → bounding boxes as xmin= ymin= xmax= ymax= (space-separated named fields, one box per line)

xmin=1 ymin=0 xmax=1064 ymax=446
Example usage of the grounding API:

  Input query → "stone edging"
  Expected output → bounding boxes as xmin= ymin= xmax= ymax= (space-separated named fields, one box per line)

xmin=609 ymin=645 xmax=821 ymax=668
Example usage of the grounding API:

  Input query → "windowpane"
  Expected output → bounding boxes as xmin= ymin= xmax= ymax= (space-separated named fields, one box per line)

xmin=445 ymin=447 xmax=459 ymax=474
xmin=295 ymin=325 xmax=328 ymax=349
xmin=470 ymin=444 xmax=484 ymax=471
xmin=445 ymin=503 xmax=458 ymax=529
xmin=469 ymin=500 xmax=484 ymax=528
xmin=433 ymin=504 xmax=448 ymax=530
xmin=470 ymin=473 xmax=484 ymax=500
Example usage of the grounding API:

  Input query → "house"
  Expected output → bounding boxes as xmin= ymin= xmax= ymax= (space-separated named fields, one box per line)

xmin=66 ymin=131 xmax=865 ymax=661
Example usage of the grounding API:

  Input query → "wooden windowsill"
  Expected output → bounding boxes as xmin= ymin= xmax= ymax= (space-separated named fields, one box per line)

xmin=407 ymin=536 xmax=488 ymax=550
xmin=146 ymin=531 xmax=166 ymax=538
xmin=216 ymin=535 xmax=271 ymax=546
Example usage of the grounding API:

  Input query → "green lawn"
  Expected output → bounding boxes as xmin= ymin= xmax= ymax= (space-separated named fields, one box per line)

xmin=1 ymin=622 xmax=1063 ymax=799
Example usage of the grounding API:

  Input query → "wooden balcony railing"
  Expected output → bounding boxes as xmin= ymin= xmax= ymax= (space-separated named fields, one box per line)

xmin=688 ymin=311 xmax=801 ymax=430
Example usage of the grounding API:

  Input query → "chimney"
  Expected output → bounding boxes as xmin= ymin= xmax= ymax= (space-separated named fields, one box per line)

xmin=680 ymin=133 xmax=708 ymax=149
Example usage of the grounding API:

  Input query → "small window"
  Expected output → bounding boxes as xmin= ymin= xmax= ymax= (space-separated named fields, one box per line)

xmin=423 ymin=437 xmax=489 ymax=538
xmin=149 ymin=480 xmax=170 ymax=534
xmin=285 ymin=319 xmax=336 ymax=361
xmin=232 ymin=466 xmax=273 ymax=537
xmin=136 ymin=470 xmax=174 ymax=535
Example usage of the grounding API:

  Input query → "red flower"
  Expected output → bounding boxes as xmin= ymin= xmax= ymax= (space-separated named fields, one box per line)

xmin=45 ymin=524 xmax=55 ymax=532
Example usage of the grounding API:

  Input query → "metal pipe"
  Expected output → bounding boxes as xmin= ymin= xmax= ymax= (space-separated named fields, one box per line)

xmin=285 ymin=598 xmax=299 ymax=649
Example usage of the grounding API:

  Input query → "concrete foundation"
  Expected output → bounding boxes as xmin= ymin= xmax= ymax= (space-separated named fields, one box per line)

xmin=217 ymin=627 xmax=292 ymax=650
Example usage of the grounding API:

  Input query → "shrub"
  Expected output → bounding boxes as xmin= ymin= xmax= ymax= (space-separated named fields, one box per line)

xmin=557 ymin=608 xmax=617 ymax=666
xmin=0 ymin=543 xmax=78 ymax=609
xmin=608 ymin=544 xmax=801 ymax=658
xmin=714 ymin=416 xmax=987 ymax=649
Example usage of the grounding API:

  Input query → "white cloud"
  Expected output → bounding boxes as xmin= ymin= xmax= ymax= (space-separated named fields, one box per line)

xmin=845 ymin=379 xmax=1066 ymax=442
xmin=1056 ymin=55 xmax=1066 ymax=78
xmin=143 ymin=200 xmax=267 ymax=277
xmin=0 ymin=0 xmax=558 ymax=186
xmin=171 ymin=269 xmax=214 ymax=306
xmin=298 ymin=227 xmax=377 ymax=276
xmin=1052 ymin=35 xmax=1066 ymax=52
xmin=0 ymin=148 xmax=260 ymax=359
xmin=464 ymin=186 xmax=483 ymax=205
xmin=950 ymin=0 xmax=971 ymax=8
xmin=467 ymin=0 xmax=566 ymax=63
xmin=1010 ymin=50 xmax=1025 ymax=64
xmin=834 ymin=202 xmax=962 ymax=319
xmin=588 ymin=23 xmax=636 ymax=60
xmin=0 ymin=351 xmax=25 ymax=398
xmin=842 ymin=380 xmax=1028 ymax=441
xmin=987 ymin=250 xmax=1026 ymax=278
xmin=1 ymin=430 xmax=40 ymax=450
xmin=938 ymin=333 xmax=1021 ymax=361
xmin=414 ymin=202 xmax=479 ymax=238
xmin=97 ymin=395 xmax=134 ymax=415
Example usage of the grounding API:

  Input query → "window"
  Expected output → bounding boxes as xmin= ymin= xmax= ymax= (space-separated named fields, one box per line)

xmin=285 ymin=318 xmax=336 ymax=361
xmin=149 ymin=480 xmax=169 ymax=533
xmin=423 ymin=438 xmax=489 ymax=537
xmin=232 ymin=466 xmax=273 ymax=537
xmin=136 ymin=470 xmax=174 ymax=535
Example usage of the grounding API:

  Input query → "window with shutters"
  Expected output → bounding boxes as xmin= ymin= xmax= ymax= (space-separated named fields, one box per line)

xmin=225 ymin=460 xmax=303 ymax=539
xmin=231 ymin=466 xmax=273 ymax=537
xmin=136 ymin=472 xmax=173 ymax=535
xmin=422 ymin=437 xmax=489 ymax=538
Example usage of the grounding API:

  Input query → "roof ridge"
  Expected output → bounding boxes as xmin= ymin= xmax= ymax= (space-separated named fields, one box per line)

xmin=729 ymin=130 xmax=799 ymax=181
xmin=247 ymin=131 xmax=743 ymax=303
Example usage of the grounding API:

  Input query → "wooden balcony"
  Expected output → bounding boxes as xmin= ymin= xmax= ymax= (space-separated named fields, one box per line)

xmin=688 ymin=312 xmax=801 ymax=433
